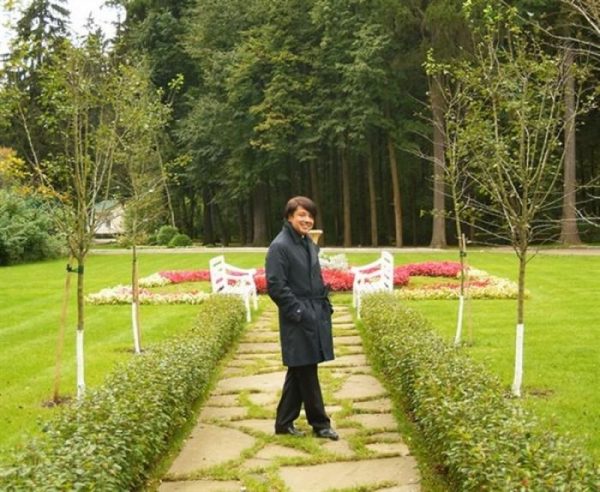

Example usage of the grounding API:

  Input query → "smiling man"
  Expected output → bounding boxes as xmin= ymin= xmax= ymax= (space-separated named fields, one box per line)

xmin=265 ymin=196 xmax=338 ymax=440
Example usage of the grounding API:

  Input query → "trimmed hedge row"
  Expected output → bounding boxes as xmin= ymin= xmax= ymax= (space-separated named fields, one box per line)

xmin=360 ymin=293 xmax=599 ymax=491
xmin=0 ymin=295 xmax=246 ymax=491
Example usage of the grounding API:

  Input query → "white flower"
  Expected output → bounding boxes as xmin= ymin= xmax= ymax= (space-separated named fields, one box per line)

xmin=319 ymin=252 xmax=349 ymax=270
xmin=139 ymin=272 xmax=172 ymax=287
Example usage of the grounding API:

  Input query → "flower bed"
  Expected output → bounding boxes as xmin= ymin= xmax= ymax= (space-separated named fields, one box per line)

xmin=87 ymin=285 xmax=209 ymax=305
xmin=88 ymin=259 xmax=519 ymax=305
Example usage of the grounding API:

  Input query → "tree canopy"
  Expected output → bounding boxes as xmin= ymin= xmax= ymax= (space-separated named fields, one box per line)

xmin=0 ymin=0 xmax=598 ymax=246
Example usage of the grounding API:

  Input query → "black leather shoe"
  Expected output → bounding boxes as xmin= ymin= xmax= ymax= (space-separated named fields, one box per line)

xmin=313 ymin=428 xmax=339 ymax=441
xmin=275 ymin=425 xmax=305 ymax=437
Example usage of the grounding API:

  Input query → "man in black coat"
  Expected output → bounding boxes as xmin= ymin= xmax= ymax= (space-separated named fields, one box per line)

xmin=265 ymin=196 xmax=339 ymax=440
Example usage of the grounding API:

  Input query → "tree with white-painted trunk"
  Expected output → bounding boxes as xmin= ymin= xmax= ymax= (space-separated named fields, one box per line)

xmin=112 ymin=63 xmax=173 ymax=354
xmin=38 ymin=36 xmax=124 ymax=398
xmin=6 ymin=35 xmax=165 ymax=397
xmin=456 ymin=2 xmax=593 ymax=396
xmin=423 ymin=56 xmax=476 ymax=346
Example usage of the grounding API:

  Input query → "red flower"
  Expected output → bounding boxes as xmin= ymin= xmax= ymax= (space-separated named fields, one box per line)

xmin=160 ymin=270 xmax=210 ymax=283
xmin=401 ymin=261 xmax=462 ymax=277
xmin=156 ymin=261 xmax=464 ymax=294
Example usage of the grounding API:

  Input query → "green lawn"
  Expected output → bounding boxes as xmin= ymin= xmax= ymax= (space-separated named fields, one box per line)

xmin=0 ymin=249 xmax=598 ymax=464
xmin=392 ymin=250 xmax=600 ymax=462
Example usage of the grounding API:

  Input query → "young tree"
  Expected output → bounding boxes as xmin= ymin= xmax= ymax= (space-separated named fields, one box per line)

xmin=458 ymin=2 xmax=592 ymax=396
xmin=37 ymin=36 xmax=122 ymax=398
xmin=112 ymin=62 xmax=172 ymax=354
xmin=423 ymin=50 xmax=476 ymax=345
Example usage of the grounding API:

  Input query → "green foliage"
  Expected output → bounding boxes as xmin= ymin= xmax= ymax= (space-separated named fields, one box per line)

xmin=155 ymin=225 xmax=179 ymax=245
xmin=168 ymin=232 xmax=193 ymax=248
xmin=0 ymin=190 xmax=64 ymax=265
xmin=360 ymin=293 xmax=600 ymax=491
xmin=0 ymin=295 xmax=246 ymax=490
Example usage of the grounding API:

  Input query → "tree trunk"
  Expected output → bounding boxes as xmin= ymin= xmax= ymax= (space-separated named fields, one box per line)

xmin=157 ymin=143 xmax=176 ymax=227
xmin=252 ymin=182 xmax=269 ymax=246
xmin=309 ymin=161 xmax=324 ymax=230
xmin=454 ymin=234 xmax=467 ymax=346
xmin=388 ymin=135 xmax=403 ymax=247
xmin=76 ymin=257 xmax=85 ymax=399
xmin=188 ymin=193 xmax=196 ymax=238
xmin=341 ymin=148 xmax=352 ymax=247
xmin=131 ymin=243 xmax=142 ymax=354
xmin=237 ymin=200 xmax=247 ymax=245
xmin=202 ymin=187 xmax=215 ymax=245
xmin=53 ymin=259 xmax=73 ymax=403
xmin=430 ymin=76 xmax=447 ymax=248
xmin=367 ymin=144 xmax=378 ymax=246
xmin=560 ymin=44 xmax=582 ymax=245
xmin=511 ymin=250 xmax=527 ymax=397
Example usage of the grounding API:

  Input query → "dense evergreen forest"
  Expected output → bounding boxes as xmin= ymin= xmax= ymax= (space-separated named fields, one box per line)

xmin=1 ymin=0 xmax=598 ymax=247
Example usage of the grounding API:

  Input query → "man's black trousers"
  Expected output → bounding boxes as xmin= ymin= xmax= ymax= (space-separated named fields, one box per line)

xmin=275 ymin=364 xmax=330 ymax=432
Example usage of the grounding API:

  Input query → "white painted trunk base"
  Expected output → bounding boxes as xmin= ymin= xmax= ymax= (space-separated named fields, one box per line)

xmin=454 ymin=294 xmax=464 ymax=346
xmin=511 ymin=323 xmax=524 ymax=397
xmin=131 ymin=301 xmax=141 ymax=354
xmin=76 ymin=329 xmax=85 ymax=398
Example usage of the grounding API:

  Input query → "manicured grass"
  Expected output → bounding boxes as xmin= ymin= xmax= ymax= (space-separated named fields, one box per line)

xmin=0 ymin=249 xmax=598 ymax=466
xmin=391 ymin=250 xmax=600 ymax=462
xmin=0 ymin=252 xmax=263 ymax=456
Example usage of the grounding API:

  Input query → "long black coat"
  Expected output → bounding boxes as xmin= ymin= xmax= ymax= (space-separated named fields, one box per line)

xmin=266 ymin=221 xmax=334 ymax=367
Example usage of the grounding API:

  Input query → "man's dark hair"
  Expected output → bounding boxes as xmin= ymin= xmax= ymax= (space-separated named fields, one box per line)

xmin=284 ymin=196 xmax=317 ymax=219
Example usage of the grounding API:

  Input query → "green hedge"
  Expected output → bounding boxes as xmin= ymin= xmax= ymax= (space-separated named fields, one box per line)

xmin=0 ymin=295 xmax=246 ymax=491
xmin=360 ymin=293 xmax=599 ymax=491
xmin=168 ymin=233 xmax=193 ymax=248
xmin=0 ymin=190 xmax=65 ymax=265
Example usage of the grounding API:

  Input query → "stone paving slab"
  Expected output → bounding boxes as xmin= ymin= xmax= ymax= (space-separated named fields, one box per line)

xmin=350 ymin=412 xmax=398 ymax=430
xmin=333 ymin=322 xmax=356 ymax=330
xmin=159 ymin=480 xmax=242 ymax=491
xmin=199 ymin=406 xmax=247 ymax=421
xmin=369 ymin=432 xmax=405 ymax=442
xmin=320 ymin=438 xmax=355 ymax=457
xmin=246 ymin=392 xmax=278 ymax=406
xmin=232 ymin=418 xmax=276 ymax=435
xmin=324 ymin=353 xmax=367 ymax=366
xmin=354 ymin=397 xmax=393 ymax=412
xmin=335 ymin=335 xmax=363 ymax=345
xmin=214 ymin=371 xmax=287 ymax=394
xmin=335 ymin=374 xmax=387 ymax=399
xmin=167 ymin=424 xmax=255 ymax=475
xmin=378 ymin=485 xmax=422 ymax=492
xmin=279 ymin=456 xmax=420 ymax=491
xmin=241 ymin=332 xmax=279 ymax=342
xmin=366 ymin=441 xmax=411 ymax=456
xmin=237 ymin=342 xmax=281 ymax=353
xmin=205 ymin=394 xmax=239 ymax=406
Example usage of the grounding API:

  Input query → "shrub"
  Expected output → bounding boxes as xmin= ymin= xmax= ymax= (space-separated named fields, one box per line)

xmin=0 ymin=190 xmax=65 ymax=265
xmin=360 ymin=293 xmax=600 ymax=491
xmin=168 ymin=233 xmax=193 ymax=248
xmin=155 ymin=225 xmax=179 ymax=245
xmin=0 ymin=295 xmax=246 ymax=490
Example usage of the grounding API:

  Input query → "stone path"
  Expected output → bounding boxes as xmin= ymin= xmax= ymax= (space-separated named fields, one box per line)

xmin=158 ymin=303 xmax=421 ymax=492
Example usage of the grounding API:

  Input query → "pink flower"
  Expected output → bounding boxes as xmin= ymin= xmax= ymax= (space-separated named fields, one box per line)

xmin=160 ymin=270 xmax=210 ymax=283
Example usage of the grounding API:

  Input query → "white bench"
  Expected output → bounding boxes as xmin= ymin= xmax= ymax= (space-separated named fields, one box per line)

xmin=209 ymin=255 xmax=258 ymax=322
xmin=351 ymin=251 xmax=394 ymax=319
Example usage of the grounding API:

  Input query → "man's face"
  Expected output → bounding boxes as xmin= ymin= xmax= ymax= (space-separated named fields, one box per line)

xmin=288 ymin=206 xmax=314 ymax=237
